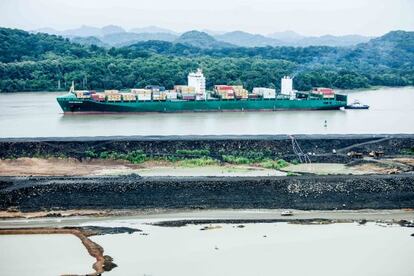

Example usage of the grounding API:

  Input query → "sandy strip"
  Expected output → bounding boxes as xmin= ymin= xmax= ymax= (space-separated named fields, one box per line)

xmin=0 ymin=209 xmax=111 ymax=219
xmin=0 ymin=157 xmax=284 ymax=177
xmin=2 ymin=209 xmax=414 ymax=226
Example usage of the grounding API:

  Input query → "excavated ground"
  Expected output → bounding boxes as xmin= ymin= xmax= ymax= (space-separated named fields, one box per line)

xmin=1 ymin=174 xmax=414 ymax=211
xmin=0 ymin=134 xmax=413 ymax=212
xmin=1 ymin=134 xmax=413 ymax=163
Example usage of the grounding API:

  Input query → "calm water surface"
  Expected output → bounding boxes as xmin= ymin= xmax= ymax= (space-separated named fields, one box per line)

xmin=0 ymin=234 xmax=94 ymax=276
xmin=88 ymin=222 xmax=414 ymax=276
xmin=0 ymin=87 xmax=413 ymax=137
xmin=1 ymin=212 xmax=413 ymax=276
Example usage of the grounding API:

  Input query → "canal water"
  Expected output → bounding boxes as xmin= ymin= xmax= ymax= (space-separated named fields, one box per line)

xmin=1 ymin=211 xmax=414 ymax=276
xmin=0 ymin=234 xmax=94 ymax=276
xmin=1 ymin=222 xmax=413 ymax=276
xmin=0 ymin=86 xmax=413 ymax=137
xmin=89 ymin=221 xmax=414 ymax=276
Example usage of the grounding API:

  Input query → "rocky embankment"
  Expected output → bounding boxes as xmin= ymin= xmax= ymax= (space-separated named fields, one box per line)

xmin=1 ymin=174 xmax=414 ymax=211
xmin=1 ymin=135 xmax=413 ymax=212
xmin=1 ymin=134 xmax=413 ymax=163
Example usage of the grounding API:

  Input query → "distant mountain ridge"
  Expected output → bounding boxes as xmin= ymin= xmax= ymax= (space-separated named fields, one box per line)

xmin=215 ymin=31 xmax=283 ymax=47
xmin=130 ymin=26 xmax=178 ymax=35
xmin=174 ymin=31 xmax=235 ymax=49
xmin=100 ymin=32 xmax=177 ymax=47
xmin=33 ymin=24 xmax=374 ymax=48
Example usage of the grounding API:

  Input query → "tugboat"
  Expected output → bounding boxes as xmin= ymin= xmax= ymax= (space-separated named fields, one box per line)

xmin=345 ymin=100 xmax=369 ymax=109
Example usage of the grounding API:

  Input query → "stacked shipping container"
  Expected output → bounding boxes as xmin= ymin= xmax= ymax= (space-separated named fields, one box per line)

xmin=104 ymin=90 xmax=121 ymax=102
xmin=131 ymin=89 xmax=152 ymax=101
xmin=75 ymin=91 xmax=92 ymax=99
xmin=312 ymin=88 xmax=335 ymax=98
xmin=252 ymin=88 xmax=276 ymax=99
xmin=91 ymin=93 xmax=105 ymax=102
xmin=72 ymin=72 xmax=338 ymax=104
xmin=152 ymin=91 xmax=167 ymax=101
xmin=121 ymin=93 xmax=136 ymax=101
xmin=214 ymin=85 xmax=235 ymax=99
xmin=165 ymin=91 xmax=178 ymax=100
xmin=232 ymin=85 xmax=249 ymax=99
xmin=175 ymin=85 xmax=196 ymax=100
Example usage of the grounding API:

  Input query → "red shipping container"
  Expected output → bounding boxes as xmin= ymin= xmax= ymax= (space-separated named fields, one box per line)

xmin=92 ymin=94 xmax=105 ymax=101
xmin=215 ymin=85 xmax=233 ymax=90
xmin=314 ymin=88 xmax=334 ymax=95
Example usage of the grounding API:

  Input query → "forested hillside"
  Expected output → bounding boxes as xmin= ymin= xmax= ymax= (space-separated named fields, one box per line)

xmin=0 ymin=27 xmax=413 ymax=92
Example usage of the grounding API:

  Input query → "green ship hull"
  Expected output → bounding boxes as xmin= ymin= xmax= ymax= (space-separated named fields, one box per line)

xmin=57 ymin=93 xmax=347 ymax=113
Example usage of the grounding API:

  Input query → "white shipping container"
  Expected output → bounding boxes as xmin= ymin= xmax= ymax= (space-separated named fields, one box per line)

xmin=253 ymin=87 xmax=276 ymax=99
xmin=137 ymin=94 xmax=152 ymax=101
xmin=121 ymin=93 xmax=136 ymax=101
xmin=104 ymin=90 xmax=120 ymax=95
xmin=131 ymin=89 xmax=152 ymax=95
xmin=165 ymin=91 xmax=178 ymax=99
xmin=263 ymin=92 xmax=276 ymax=99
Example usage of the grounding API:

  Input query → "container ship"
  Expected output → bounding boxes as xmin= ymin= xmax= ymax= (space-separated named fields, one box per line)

xmin=57 ymin=69 xmax=347 ymax=113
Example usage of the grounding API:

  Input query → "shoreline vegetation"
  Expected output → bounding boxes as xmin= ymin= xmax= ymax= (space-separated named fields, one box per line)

xmin=1 ymin=28 xmax=413 ymax=93
xmin=1 ymin=85 xmax=413 ymax=94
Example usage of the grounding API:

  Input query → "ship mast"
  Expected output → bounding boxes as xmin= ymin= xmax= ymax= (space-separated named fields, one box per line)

xmin=69 ymin=81 xmax=75 ymax=93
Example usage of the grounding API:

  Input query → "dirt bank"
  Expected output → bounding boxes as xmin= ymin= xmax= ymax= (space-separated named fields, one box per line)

xmin=0 ymin=209 xmax=111 ymax=219
xmin=1 ymin=174 xmax=414 ymax=211
xmin=0 ymin=157 xmax=284 ymax=177
xmin=0 ymin=157 xmax=138 ymax=176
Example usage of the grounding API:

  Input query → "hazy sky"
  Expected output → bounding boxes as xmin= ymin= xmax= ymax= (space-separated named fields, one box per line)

xmin=1 ymin=0 xmax=413 ymax=36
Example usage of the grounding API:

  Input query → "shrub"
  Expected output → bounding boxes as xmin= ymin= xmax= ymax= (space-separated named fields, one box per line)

xmin=401 ymin=148 xmax=414 ymax=155
xmin=260 ymin=159 xmax=290 ymax=170
xmin=85 ymin=150 xmax=97 ymax=158
xmin=291 ymin=159 xmax=300 ymax=165
xmin=97 ymin=150 xmax=147 ymax=164
xmin=222 ymin=155 xmax=251 ymax=164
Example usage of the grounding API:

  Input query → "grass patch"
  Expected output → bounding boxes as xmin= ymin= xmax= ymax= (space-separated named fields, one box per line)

xmin=221 ymin=150 xmax=273 ymax=163
xmin=291 ymin=159 xmax=300 ymax=165
xmin=95 ymin=150 xmax=147 ymax=164
xmin=287 ymin=172 xmax=301 ymax=176
xmin=401 ymin=148 xmax=414 ymax=155
xmin=222 ymin=155 xmax=251 ymax=164
xmin=177 ymin=157 xmax=218 ymax=167
xmin=260 ymin=159 xmax=290 ymax=170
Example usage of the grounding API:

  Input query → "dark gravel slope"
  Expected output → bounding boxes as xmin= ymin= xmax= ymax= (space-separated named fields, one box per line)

xmin=1 ymin=174 xmax=413 ymax=211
